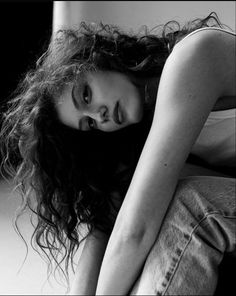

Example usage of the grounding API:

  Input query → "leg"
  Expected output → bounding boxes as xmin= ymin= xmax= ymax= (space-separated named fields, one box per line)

xmin=130 ymin=176 xmax=236 ymax=295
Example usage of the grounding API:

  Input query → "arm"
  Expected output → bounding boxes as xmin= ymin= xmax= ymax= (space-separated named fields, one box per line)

xmin=69 ymin=189 xmax=122 ymax=295
xmin=53 ymin=1 xmax=73 ymax=34
xmin=96 ymin=30 xmax=230 ymax=295
xmin=69 ymin=228 xmax=109 ymax=295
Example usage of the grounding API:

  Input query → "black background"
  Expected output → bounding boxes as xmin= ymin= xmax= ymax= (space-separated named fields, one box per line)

xmin=0 ymin=1 xmax=53 ymax=106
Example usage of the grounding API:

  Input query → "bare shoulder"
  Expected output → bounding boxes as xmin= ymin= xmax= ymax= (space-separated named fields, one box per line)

xmin=174 ymin=27 xmax=235 ymax=53
xmin=165 ymin=27 xmax=236 ymax=97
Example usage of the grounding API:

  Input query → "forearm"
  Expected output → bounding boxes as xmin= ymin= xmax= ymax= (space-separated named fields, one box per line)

xmin=95 ymin=231 xmax=153 ymax=295
xmin=69 ymin=230 xmax=109 ymax=295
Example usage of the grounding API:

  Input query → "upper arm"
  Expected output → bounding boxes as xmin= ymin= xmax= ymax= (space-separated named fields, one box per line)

xmin=86 ymin=228 xmax=109 ymax=246
xmin=152 ymin=30 xmax=226 ymax=162
xmin=77 ymin=228 xmax=109 ymax=270
xmin=53 ymin=2 xmax=71 ymax=33
xmin=79 ymin=227 xmax=109 ymax=258
xmin=70 ymin=228 xmax=109 ymax=295
xmin=114 ymin=30 xmax=227 ymax=240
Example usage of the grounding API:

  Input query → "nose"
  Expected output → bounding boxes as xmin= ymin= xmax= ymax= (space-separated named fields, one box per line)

xmin=84 ymin=106 xmax=109 ymax=123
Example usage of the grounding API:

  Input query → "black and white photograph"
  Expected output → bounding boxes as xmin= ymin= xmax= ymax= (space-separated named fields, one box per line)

xmin=0 ymin=1 xmax=235 ymax=295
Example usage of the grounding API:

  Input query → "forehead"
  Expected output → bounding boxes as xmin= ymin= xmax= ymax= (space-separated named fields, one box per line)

xmin=56 ymin=83 xmax=78 ymax=129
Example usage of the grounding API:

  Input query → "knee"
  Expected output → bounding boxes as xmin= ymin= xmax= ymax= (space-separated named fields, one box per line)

xmin=175 ymin=176 xmax=236 ymax=217
xmin=165 ymin=178 xmax=215 ymax=234
xmin=172 ymin=178 xmax=207 ymax=213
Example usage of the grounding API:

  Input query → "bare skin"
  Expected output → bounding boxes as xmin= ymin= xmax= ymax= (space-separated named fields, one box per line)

xmin=56 ymin=71 xmax=147 ymax=132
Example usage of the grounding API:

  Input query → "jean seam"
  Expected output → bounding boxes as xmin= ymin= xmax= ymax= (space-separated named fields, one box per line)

xmin=162 ymin=211 xmax=236 ymax=295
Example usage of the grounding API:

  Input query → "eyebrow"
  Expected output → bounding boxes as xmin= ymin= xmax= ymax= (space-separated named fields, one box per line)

xmin=71 ymin=85 xmax=83 ymax=130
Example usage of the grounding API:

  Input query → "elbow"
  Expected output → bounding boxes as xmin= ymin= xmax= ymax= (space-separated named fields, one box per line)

xmin=116 ymin=222 xmax=153 ymax=249
xmin=118 ymin=228 xmax=156 ymax=259
xmin=123 ymin=228 xmax=146 ymax=244
xmin=114 ymin=212 xmax=157 ymax=249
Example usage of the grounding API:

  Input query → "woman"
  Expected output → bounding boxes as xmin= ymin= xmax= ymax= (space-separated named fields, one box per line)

xmin=0 ymin=12 xmax=235 ymax=295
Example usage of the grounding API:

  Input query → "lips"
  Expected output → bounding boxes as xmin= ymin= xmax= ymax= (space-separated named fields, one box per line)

xmin=113 ymin=101 xmax=122 ymax=125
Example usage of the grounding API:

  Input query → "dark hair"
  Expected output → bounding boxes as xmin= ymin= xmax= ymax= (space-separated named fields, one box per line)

xmin=0 ymin=12 xmax=227 ymax=288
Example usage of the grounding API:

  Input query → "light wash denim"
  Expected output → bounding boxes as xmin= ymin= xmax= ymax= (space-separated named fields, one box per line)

xmin=130 ymin=176 xmax=236 ymax=295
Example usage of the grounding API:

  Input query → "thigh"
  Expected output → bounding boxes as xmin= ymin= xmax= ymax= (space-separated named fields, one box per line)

xmin=130 ymin=176 xmax=236 ymax=295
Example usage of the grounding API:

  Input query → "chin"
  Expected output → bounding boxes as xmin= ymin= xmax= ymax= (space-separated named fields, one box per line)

xmin=132 ymin=108 xmax=143 ymax=124
xmin=135 ymin=101 xmax=144 ymax=122
xmin=122 ymin=95 xmax=143 ymax=124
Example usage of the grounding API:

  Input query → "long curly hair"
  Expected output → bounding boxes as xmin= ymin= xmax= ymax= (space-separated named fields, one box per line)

xmin=0 ymin=12 xmax=228 ymax=288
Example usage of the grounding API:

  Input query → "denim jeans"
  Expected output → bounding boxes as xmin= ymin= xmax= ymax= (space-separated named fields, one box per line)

xmin=130 ymin=176 xmax=236 ymax=295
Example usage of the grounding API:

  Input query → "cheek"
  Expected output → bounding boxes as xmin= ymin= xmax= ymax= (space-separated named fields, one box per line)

xmin=133 ymin=98 xmax=143 ymax=122
xmin=127 ymin=86 xmax=143 ymax=123
xmin=118 ymin=94 xmax=142 ymax=126
xmin=94 ymin=83 xmax=114 ymax=105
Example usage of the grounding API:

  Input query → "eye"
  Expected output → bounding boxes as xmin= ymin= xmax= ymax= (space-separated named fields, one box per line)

xmin=83 ymin=84 xmax=91 ymax=104
xmin=87 ymin=117 xmax=96 ymax=130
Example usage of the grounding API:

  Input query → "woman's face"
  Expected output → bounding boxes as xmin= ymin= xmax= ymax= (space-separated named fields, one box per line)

xmin=56 ymin=71 xmax=145 ymax=132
